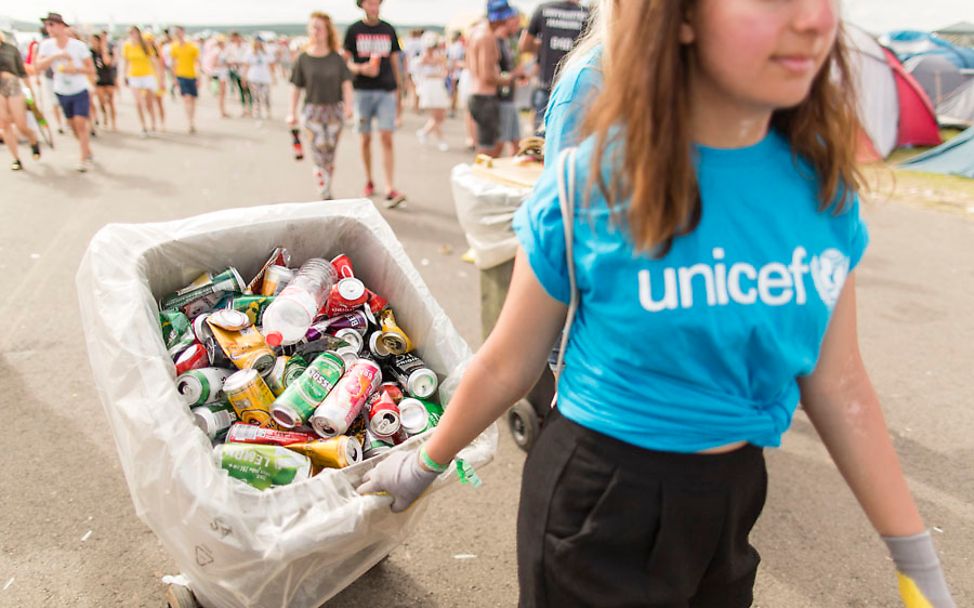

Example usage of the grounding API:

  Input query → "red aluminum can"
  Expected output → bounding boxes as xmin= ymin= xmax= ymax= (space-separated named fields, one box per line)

xmin=324 ymin=278 xmax=369 ymax=317
xmin=378 ymin=382 xmax=404 ymax=404
xmin=330 ymin=254 xmax=355 ymax=280
xmin=365 ymin=289 xmax=388 ymax=315
xmin=175 ymin=342 xmax=209 ymax=375
xmin=225 ymin=423 xmax=316 ymax=446
xmin=366 ymin=391 xmax=402 ymax=438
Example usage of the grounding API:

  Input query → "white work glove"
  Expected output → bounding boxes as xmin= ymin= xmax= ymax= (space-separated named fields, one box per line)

xmin=884 ymin=531 xmax=955 ymax=607
xmin=357 ymin=448 xmax=441 ymax=513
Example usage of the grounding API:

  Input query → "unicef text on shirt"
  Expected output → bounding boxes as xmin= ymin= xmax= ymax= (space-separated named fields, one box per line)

xmin=638 ymin=246 xmax=850 ymax=311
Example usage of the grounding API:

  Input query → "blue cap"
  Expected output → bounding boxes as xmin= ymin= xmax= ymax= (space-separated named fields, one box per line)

xmin=487 ymin=0 xmax=517 ymax=23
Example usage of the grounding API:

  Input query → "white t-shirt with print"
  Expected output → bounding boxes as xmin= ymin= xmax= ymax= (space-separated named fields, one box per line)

xmin=38 ymin=38 xmax=90 ymax=96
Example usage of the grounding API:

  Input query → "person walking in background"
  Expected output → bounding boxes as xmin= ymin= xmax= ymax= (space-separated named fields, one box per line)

xmin=35 ymin=12 xmax=94 ymax=172
xmin=519 ymin=0 xmax=589 ymax=132
xmin=143 ymin=32 xmax=167 ymax=131
xmin=89 ymin=33 xmax=117 ymax=131
xmin=414 ymin=32 xmax=450 ymax=151
xmin=0 ymin=29 xmax=42 ymax=170
xmin=120 ymin=26 xmax=159 ymax=137
xmin=343 ymin=0 xmax=407 ymax=208
xmin=467 ymin=0 xmax=519 ymax=157
xmin=244 ymin=37 xmax=275 ymax=120
xmin=446 ymin=31 xmax=465 ymax=117
xmin=31 ymin=23 xmax=65 ymax=135
xmin=288 ymin=11 xmax=354 ymax=201
xmin=205 ymin=34 xmax=230 ymax=118
xmin=226 ymin=32 xmax=252 ymax=117
xmin=497 ymin=11 xmax=524 ymax=156
xmin=357 ymin=1 xmax=958 ymax=607
xmin=169 ymin=26 xmax=201 ymax=133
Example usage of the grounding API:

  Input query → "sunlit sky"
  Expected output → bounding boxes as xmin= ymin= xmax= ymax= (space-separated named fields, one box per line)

xmin=4 ymin=0 xmax=973 ymax=34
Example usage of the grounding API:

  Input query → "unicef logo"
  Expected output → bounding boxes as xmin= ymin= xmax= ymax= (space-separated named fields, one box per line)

xmin=810 ymin=249 xmax=850 ymax=309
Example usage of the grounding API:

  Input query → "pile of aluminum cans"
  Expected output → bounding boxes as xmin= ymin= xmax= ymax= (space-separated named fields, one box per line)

xmin=159 ymin=247 xmax=445 ymax=491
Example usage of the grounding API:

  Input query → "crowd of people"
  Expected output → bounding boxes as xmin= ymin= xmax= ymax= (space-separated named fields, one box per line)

xmin=0 ymin=1 xmax=586 ymax=205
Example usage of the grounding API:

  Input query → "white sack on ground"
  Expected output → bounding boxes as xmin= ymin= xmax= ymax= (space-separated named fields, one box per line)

xmin=76 ymin=199 xmax=497 ymax=608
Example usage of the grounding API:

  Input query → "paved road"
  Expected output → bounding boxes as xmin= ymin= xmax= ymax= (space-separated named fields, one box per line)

xmin=0 ymin=83 xmax=971 ymax=607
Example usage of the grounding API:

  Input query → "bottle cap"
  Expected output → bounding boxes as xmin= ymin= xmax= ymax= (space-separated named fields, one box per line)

xmin=265 ymin=331 xmax=283 ymax=347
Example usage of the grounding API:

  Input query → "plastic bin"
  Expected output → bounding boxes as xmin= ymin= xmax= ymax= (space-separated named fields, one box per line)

xmin=76 ymin=200 xmax=497 ymax=608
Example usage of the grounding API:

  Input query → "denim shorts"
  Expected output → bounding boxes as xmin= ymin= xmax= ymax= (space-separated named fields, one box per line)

xmin=177 ymin=77 xmax=198 ymax=97
xmin=355 ymin=89 xmax=397 ymax=134
xmin=56 ymin=90 xmax=91 ymax=119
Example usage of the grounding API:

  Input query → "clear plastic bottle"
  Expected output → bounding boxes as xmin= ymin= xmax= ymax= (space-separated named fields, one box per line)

xmin=261 ymin=258 xmax=337 ymax=347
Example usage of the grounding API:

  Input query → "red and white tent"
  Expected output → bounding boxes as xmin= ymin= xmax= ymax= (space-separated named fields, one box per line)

xmin=846 ymin=25 xmax=942 ymax=162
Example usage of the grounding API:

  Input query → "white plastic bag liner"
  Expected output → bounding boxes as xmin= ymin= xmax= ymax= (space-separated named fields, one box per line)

xmin=76 ymin=200 xmax=497 ymax=608
xmin=450 ymin=164 xmax=531 ymax=270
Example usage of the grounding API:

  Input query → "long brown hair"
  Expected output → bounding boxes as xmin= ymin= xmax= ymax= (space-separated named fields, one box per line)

xmin=308 ymin=12 xmax=340 ymax=53
xmin=130 ymin=26 xmax=150 ymax=57
xmin=584 ymin=2 xmax=863 ymax=256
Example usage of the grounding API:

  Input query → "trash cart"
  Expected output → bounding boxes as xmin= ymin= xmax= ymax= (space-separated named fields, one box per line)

xmin=76 ymin=200 xmax=498 ymax=608
xmin=451 ymin=159 xmax=555 ymax=452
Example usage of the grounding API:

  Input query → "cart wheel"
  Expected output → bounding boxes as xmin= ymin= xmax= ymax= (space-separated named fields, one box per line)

xmin=165 ymin=584 xmax=199 ymax=608
xmin=508 ymin=400 xmax=540 ymax=452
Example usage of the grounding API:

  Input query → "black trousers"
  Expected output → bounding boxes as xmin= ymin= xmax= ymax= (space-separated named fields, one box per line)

xmin=517 ymin=408 xmax=768 ymax=608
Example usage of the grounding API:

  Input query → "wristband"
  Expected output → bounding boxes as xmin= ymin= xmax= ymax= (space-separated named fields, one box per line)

xmin=419 ymin=445 xmax=449 ymax=473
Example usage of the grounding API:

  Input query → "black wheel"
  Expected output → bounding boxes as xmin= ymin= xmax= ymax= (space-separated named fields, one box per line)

xmin=508 ymin=400 xmax=541 ymax=452
xmin=165 ymin=584 xmax=199 ymax=608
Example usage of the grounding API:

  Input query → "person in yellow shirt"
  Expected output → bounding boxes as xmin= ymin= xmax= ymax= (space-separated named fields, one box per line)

xmin=169 ymin=26 xmax=201 ymax=133
xmin=119 ymin=26 xmax=160 ymax=136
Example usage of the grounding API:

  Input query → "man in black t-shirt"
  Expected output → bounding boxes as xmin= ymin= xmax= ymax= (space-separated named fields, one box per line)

xmin=519 ymin=0 xmax=590 ymax=131
xmin=342 ymin=0 xmax=406 ymax=208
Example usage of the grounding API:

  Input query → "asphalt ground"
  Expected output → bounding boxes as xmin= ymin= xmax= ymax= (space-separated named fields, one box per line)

xmin=0 ymin=81 xmax=971 ymax=607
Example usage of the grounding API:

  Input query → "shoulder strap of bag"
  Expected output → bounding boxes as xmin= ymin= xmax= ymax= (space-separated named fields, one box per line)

xmin=554 ymin=147 xmax=578 ymax=384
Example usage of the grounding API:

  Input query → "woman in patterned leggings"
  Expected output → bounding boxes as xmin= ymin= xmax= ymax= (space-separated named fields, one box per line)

xmin=287 ymin=12 xmax=354 ymax=200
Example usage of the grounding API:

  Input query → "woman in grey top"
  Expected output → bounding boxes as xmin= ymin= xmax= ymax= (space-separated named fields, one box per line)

xmin=287 ymin=12 xmax=354 ymax=200
xmin=0 ymin=30 xmax=41 ymax=171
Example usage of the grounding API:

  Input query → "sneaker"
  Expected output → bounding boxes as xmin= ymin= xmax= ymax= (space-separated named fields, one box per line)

xmin=31 ymin=144 xmax=41 ymax=160
xmin=139 ymin=130 xmax=149 ymax=139
xmin=10 ymin=159 xmax=23 ymax=171
xmin=416 ymin=129 xmax=428 ymax=145
xmin=363 ymin=181 xmax=375 ymax=197
xmin=437 ymin=141 xmax=450 ymax=152
xmin=385 ymin=190 xmax=406 ymax=209
xmin=78 ymin=157 xmax=94 ymax=173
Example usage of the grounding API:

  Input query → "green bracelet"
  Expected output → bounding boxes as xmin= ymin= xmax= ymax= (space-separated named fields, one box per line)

xmin=419 ymin=446 xmax=449 ymax=473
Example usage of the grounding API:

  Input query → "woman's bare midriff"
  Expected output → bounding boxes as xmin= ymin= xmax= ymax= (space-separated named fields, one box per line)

xmin=698 ymin=440 xmax=749 ymax=454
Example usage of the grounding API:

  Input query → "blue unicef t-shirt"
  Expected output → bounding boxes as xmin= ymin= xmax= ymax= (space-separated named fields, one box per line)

xmin=513 ymin=132 xmax=870 ymax=453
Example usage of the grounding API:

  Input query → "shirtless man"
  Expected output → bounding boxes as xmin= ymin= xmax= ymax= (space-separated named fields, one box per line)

xmin=466 ymin=0 xmax=518 ymax=157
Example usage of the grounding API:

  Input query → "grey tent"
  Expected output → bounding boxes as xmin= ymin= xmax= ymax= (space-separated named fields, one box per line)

xmin=938 ymin=79 xmax=974 ymax=126
xmin=900 ymin=127 xmax=974 ymax=178
xmin=935 ymin=21 xmax=974 ymax=47
xmin=904 ymin=54 xmax=971 ymax=105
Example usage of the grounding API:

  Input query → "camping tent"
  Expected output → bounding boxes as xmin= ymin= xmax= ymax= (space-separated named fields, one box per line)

xmin=882 ymin=30 xmax=974 ymax=69
xmin=882 ymin=48 xmax=943 ymax=149
xmin=847 ymin=26 xmax=899 ymax=159
xmin=935 ymin=21 xmax=974 ymax=48
xmin=899 ymin=127 xmax=974 ymax=178
xmin=938 ymin=80 xmax=974 ymax=126
xmin=846 ymin=26 xmax=942 ymax=161
xmin=904 ymin=54 xmax=971 ymax=105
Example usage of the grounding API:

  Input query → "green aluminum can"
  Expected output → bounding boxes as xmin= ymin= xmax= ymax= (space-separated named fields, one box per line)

xmin=270 ymin=352 xmax=345 ymax=429
xmin=283 ymin=354 xmax=309 ymax=387
xmin=214 ymin=444 xmax=311 ymax=490
xmin=231 ymin=295 xmax=276 ymax=325
xmin=161 ymin=267 xmax=246 ymax=315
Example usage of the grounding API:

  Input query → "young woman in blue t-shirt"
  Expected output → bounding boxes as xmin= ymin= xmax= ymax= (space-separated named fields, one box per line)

xmin=359 ymin=1 xmax=954 ymax=606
